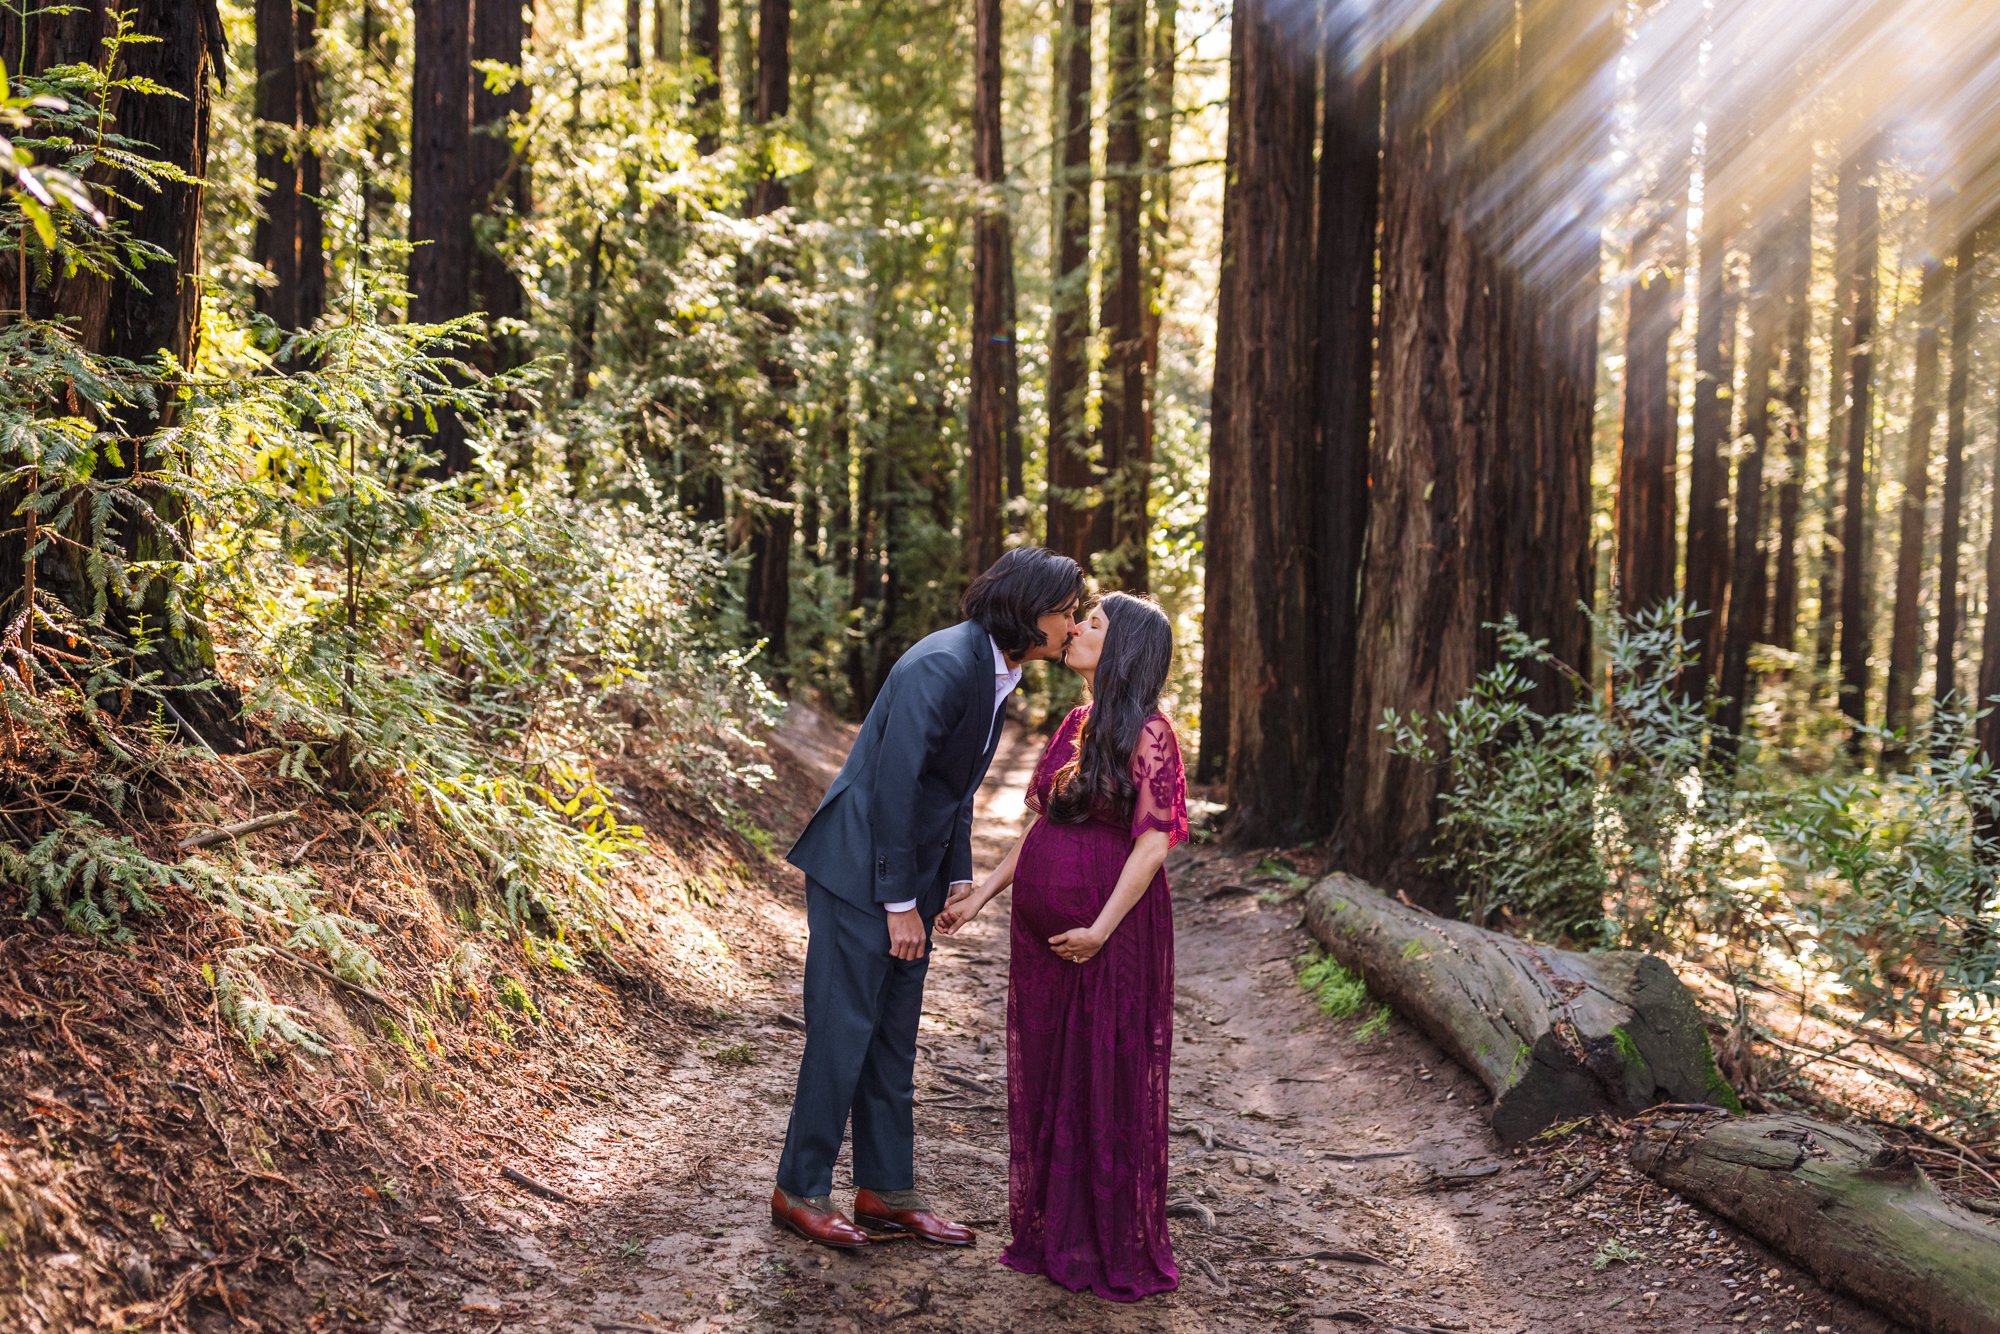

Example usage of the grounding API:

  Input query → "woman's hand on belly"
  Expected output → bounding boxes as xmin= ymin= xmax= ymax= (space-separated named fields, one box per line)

xmin=1048 ymin=922 xmax=1107 ymax=964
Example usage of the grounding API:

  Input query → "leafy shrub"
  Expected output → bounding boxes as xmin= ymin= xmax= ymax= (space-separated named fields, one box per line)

xmin=1384 ymin=602 xmax=1749 ymax=945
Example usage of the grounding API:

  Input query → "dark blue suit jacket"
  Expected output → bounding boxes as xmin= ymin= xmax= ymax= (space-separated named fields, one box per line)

xmin=787 ymin=621 xmax=1010 ymax=915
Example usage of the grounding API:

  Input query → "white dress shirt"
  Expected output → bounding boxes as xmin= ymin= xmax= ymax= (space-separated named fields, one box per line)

xmin=885 ymin=637 xmax=1020 ymax=914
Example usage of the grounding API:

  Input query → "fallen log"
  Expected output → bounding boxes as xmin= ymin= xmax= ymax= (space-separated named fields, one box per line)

xmin=1302 ymin=873 xmax=1736 ymax=1144
xmin=1631 ymin=1112 xmax=2000 ymax=1334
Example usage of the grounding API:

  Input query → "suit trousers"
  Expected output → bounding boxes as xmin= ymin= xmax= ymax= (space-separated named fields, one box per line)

xmin=775 ymin=878 xmax=933 ymax=1198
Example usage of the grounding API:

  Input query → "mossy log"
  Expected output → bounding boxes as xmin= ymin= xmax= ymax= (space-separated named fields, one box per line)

xmin=1302 ymin=873 xmax=1736 ymax=1143
xmin=1632 ymin=1112 xmax=2000 ymax=1334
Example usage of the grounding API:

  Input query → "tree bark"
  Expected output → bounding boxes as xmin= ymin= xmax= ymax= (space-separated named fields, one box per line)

xmin=1137 ymin=0 xmax=1176 ymax=533
xmin=689 ymin=0 xmax=722 ymax=154
xmin=1632 ymin=1112 xmax=2000 ymax=1334
xmin=1616 ymin=205 xmax=1683 ymax=618
xmin=1312 ymin=33 xmax=1380 ymax=834
xmin=1884 ymin=255 xmax=1945 ymax=755
xmin=1305 ymin=875 xmax=1737 ymax=1146
xmin=1195 ymin=13 xmax=1243 ymax=787
xmin=0 ymin=1 xmax=245 ymax=747
xmin=743 ymin=0 xmax=793 ymax=666
xmin=1836 ymin=146 xmax=1879 ymax=738
xmin=1096 ymin=0 xmax=1146 ymax=587
xmin=471 ymin=0 xmax=530 ymax=379
xmin=1937 ymin=228 xmax=1980 ymax=713
xmin=409 ymin=0 xmax=475 ymax=475
xmin=1814 ymin=158 xmax=1861 ymax=678
xmin=655 ymin=0 xmax=679 ymax=62
xmin=1685 ymin=200 xmax=1737 ymax=686
xmin=1217 ymin=0 xmax=1321 ymax=845
xmin=1715 ymin=218 xmax=1787 ymax=760
xmin=1768 ymin=179 xmax=1811 ymax=649
xmin=253 ymin=0 xmax=300 ymax=329
xmin=1338 ymin=0 xmax=1604 ymax=896
xmin=1045 ymin=0 xmax=1095 ymax=563
xmin=966 ymin=0 xmax=1017 ymax=576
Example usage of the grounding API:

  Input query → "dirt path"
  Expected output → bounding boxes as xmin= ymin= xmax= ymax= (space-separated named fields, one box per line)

xmin=417 ymin=717 xmax=1896 ymax=1334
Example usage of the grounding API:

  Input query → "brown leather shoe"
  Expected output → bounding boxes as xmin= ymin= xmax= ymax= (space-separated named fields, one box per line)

xmin=770 ymin=1188 xmax=869 ymax=1249
xmin=852 ymin=1188 xmax=977 ymax=1246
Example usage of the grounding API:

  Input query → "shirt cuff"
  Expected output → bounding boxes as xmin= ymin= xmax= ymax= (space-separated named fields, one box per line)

xmin=883 ymin=899 xmax=919 ymax=914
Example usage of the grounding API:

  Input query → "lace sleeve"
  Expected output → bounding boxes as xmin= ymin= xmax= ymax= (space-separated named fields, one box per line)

xmin=1129 ymin=714 xmax=1188 ymax=847
xmin=1025 ymin=707 xmax=1085 ymax=815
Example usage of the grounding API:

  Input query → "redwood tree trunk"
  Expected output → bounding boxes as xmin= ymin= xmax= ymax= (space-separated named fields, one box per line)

xmin=409 ymin=0 xmax=474 ymax=475
xmin=471 ymin=0 xmax=530 ymax=378
xmin=1716 ymin=220 xmax=1787 ymax=759
xmin=690 ymin=0 xmax=722 ymax=153
xmin=1312 ymin=33 xmax=1380 ymax=832
xmin=1884 ymin=255 xmax=1944 ymax=754
xmin=966 ymin=0 xmax=1017 ymax=576
xmin=1937 ymin=228 xmax=1980 ymax=713
xmin=1195 ymin=15 xmax=1243 ymax=787
xmin=1098 ymin=0 xmax=1147 ymax=587
xmin=1836 ymin=146 xmax=1879 ymax=737
xmin=0 ymin=1 xmax=244 ymax=747
xmin=1685 ymin=199 xmax=1737 ymax=687
xmin=743 ymin=0 xmax=793 ymax=664
xmin=1337 ymin=0 xmax=1605 ymax=897
xmin=1137 ymin=0 xmax=1177 ymax=528
xmin=1616 ymin=207 xmax=1682 ymax=618
xmin=1217 ymin=0 xmax=1320 ymax=844
xmin=254 ymin=0 xmax=301 ymax=329
xmin=1815 ymin=159 xmax=1861 ymax=677
xmin=1768 ymin=179 xmax=1811 ymax=648
xmin=1046 ymin=0 xmax=1095 ymax=563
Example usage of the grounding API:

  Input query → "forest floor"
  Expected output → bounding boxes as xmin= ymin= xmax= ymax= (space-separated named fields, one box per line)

xmin=357 ymin=709 xmax=1897 ymax=1334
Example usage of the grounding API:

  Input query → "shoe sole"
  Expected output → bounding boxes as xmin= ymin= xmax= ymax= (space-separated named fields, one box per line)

xmin=854 ymin=1212 xmax=976 ymax=1246
xmin=770 ymin=1212 xmax=869 ymax=1249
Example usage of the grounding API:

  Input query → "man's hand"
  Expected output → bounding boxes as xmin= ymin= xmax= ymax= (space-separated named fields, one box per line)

xmin=886 ymin=907 xmax=928 ymax=961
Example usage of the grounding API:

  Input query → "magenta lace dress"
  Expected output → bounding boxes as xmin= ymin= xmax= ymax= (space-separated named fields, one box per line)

xmin=1001 ymin=706 xmax=1187 ymax=1301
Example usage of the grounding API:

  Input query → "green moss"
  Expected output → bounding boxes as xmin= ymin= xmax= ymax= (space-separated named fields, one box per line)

xmin=1702 ymin=1045 xmax=1745 ymax=1112
xmin=1610 ymin=1025 xmax=1643 ymax=1068
xmin=1400 ymin=939 xmax=1427 ymax=961
xmin=496 ymin=975 xmax=541 ymax=1021
xmin=1355 ymin=1006 xmax=1391 ymax=1042
xmin=1298 ymin=954 xmax=1368 ymax=1018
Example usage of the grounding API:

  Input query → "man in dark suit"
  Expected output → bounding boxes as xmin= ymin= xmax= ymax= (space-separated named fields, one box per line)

xmin=771 ymin=548 xmax=1087 ymax=1248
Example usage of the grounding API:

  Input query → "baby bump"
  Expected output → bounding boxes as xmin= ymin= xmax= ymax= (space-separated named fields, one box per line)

xmin=1013 ymin=821 xmax=1130 ymax=941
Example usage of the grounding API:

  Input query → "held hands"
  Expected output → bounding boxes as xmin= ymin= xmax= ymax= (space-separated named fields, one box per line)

xmin=885 ymin=907 xmax=927 ymax=960
xmin=936 ymin=881 xmax=982 ymax=936
xmin=1048 ymin=923 xmax=1108 ymax=964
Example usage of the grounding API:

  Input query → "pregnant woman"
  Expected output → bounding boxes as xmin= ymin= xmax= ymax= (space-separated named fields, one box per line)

xmin=937 ymin=590 xmax=1186 ymax=1301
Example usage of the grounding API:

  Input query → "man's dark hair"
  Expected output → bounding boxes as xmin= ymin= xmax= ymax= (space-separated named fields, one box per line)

xmin=961 ymin=547 xmax=1088 ymax=658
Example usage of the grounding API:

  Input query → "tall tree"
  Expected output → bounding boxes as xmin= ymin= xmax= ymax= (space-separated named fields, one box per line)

xmin=1098 ymin=0 xmax=1147 ymax=586
xmin=690 ymin=0 xmax=722 ymax=153
xmin=966 ymin=0 xmax=1018 ymax=575
xmin=1137 ymin=0 xmax=1177 ymax=507
xmin=1767 ymin=176 xmax=1811 ymax=647
xmin=1216 ymin=0 xmax=1320 ymax=843
xmin=1937 ymin=227 xmax=1981 ymax=711
xmin=0 ymin=1 xmax=244 ymax=747
xmin=253 ymin=0 xmax=325 ymax=337
xmin=1195 ymin=15 xmax=1244 ymax=787
xmin=1884 ymin=254 xmax=1946 ymax=753
xmin=1340 ymin=0 xmax=1605 ymax=903
xmin=1716 ymin=216 xmax=1790 ymax=758
xmin=743 ymin=0 xmax=794 ymax=661
xmin=409 ymin=0 xmax=475 ymax=475
xmin=1685 ymin=191 xmax=1737 ymax=688
xmin=1836 ymin=144 xmax=1879 ymax=736
xmin=1046 ymin=0 xmax=1095 ymax=562
xmin=655 ymin=0 xmax=679 ymax=62
xmin=1815 ymin=156 xmax=1862 ymax=676
xmin=1616 ymin=201 xmax=1683 ymax=616
xmin=471 ymin=0 xmax=531 ymax=380
xmin=1311 ymin=27 xmax=1381 ymax=830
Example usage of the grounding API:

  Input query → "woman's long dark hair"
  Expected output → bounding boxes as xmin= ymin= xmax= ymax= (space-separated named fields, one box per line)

xmin=1049 ymin=592 xmax=1174 ymax=824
